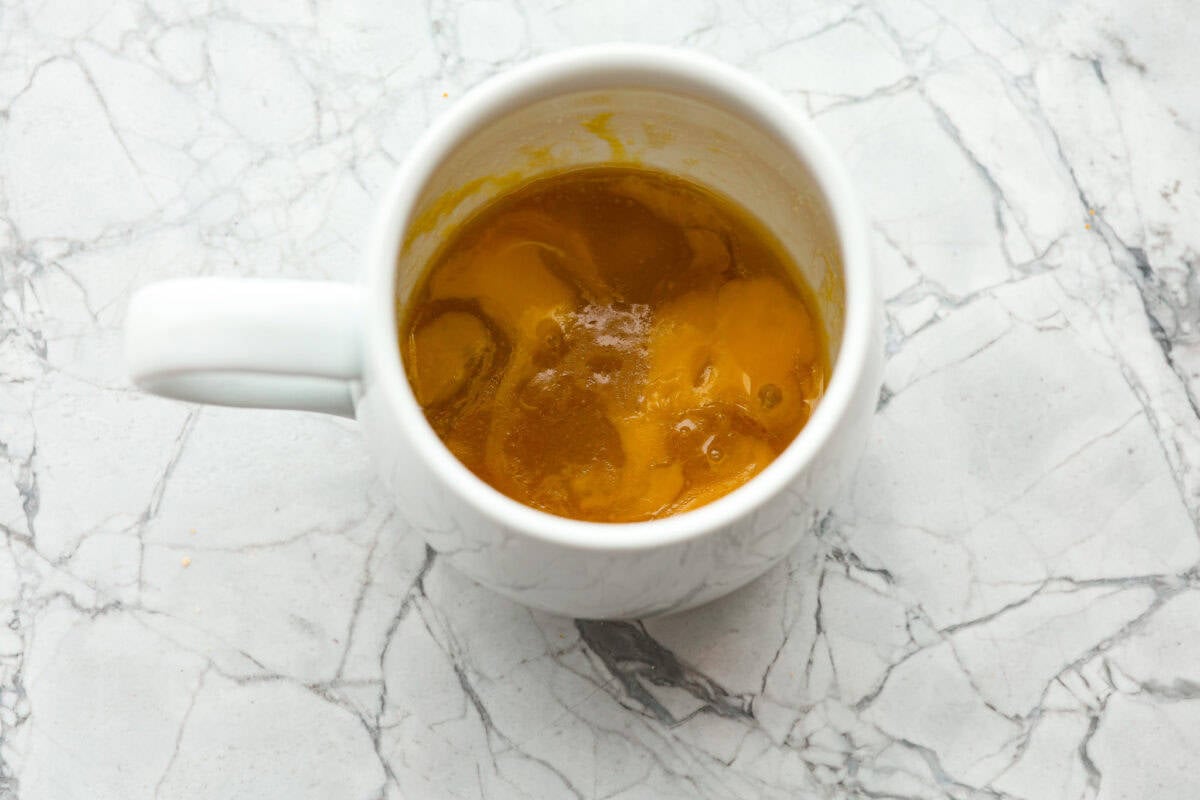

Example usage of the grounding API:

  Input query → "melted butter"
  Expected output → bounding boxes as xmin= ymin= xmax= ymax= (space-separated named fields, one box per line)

xmin=403 ymin=170 xmax=525 ymax=250
xmin=400 ymin=166 xmax=829 ymax=522
xmin=582 ymin=112 xmax=628 ymax=161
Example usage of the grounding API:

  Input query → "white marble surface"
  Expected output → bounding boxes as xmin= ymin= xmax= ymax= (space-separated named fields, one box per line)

xmin=1 ymin=0 xmax=1198 ymax=797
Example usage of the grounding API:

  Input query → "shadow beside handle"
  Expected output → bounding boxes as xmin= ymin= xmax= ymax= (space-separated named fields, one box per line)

xmin=125 ymin=278 xmax=364 ymax=418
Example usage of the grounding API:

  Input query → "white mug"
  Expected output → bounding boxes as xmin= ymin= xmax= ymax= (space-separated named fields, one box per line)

xmin=125 ymin=45 xmax=881 ymax=619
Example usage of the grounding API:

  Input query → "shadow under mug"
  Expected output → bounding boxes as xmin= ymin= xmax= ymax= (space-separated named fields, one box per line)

xmin=125 ymin=45 xmax=882 ymax=619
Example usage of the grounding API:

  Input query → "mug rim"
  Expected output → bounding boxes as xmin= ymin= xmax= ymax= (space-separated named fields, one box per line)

xmin=364 ymin=44 xmax=873 ymax=552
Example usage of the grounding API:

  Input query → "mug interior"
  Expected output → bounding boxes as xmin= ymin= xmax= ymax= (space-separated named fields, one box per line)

xmin=369 ymin=47 xmax=869 ymax=549
xmin=397 ymin=88 xmax=846 ymax=362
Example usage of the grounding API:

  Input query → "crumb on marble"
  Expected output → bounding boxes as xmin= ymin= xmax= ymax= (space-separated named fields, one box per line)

xmin=181 ymin=556 xmax=192 ymax=567
xmin=442 ymin=91 xmax=448 ymax=98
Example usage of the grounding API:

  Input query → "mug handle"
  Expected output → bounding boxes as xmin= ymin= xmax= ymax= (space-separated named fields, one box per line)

xmin=125 ymin=278 xmax=364 ymax=418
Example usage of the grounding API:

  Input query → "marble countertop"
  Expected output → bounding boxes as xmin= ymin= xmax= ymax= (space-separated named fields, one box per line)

xmin=2 ymin=1 xmax=1198 ymax=798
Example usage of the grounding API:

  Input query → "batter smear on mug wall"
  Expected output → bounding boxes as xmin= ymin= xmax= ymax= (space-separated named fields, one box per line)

xmin=401 ymin=166 xmax=829 ymax=523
